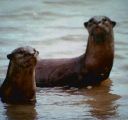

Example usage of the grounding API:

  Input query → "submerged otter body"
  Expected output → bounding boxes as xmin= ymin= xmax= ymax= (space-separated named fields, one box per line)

xmin=36 ymin=16 xmax=116 ymax=87
xmin=0 ymin=46 xmax=39 ymax=104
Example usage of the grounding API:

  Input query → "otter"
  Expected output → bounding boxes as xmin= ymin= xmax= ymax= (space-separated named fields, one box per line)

xmin=35 ymin=16 xmax=116 ymax=87
xmin=0 ymin=46 xmax=39 ymax=104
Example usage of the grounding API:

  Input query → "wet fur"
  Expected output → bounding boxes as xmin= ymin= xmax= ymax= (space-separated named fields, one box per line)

xmin=35 ymin=16 xmax=116 ymax=87
xmin=0 ymin=46 xmax=38 ymax=104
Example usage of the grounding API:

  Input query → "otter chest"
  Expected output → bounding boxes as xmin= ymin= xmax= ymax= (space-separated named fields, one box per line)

xmin=85 ymin=50 xmax=113 ymax=73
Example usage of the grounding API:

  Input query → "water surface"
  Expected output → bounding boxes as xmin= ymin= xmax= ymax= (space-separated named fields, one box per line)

xmin=0 ymin=0 xmax=128 ymax=119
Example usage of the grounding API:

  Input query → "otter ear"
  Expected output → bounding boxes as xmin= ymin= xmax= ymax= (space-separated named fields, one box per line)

xmin=84 ymin=22 xmax=88 ymax=28
xmin=111 ymin=21 xmax=116 ymax=27
xmin=7 ymin=54 xmax=13 ymax=60
xmin=37 ymin=51 xmax=39 ymax=55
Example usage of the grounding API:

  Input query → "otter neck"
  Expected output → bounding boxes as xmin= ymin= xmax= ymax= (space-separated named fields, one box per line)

xmin=84 ymin=33 xmax=114 ymax=71
xmin=6 ymin=61 xmax=36 ymax=88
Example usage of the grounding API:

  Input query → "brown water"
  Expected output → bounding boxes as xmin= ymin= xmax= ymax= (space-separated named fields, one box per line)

xmin=0 ymin=0 xmax=128 ymax=119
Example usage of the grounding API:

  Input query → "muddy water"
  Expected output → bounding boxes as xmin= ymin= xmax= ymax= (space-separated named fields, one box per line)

xmin=0 ymin=0 xmax=128 ymax=119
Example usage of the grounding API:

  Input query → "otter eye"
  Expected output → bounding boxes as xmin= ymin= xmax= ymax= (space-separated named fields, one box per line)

xmin=17 ymin=51 xmax=24 ymax=54
xmin=89 ymin=18 xmax=94 ymax=23
xmin=102 ymin=18 xmax=108 ymax=22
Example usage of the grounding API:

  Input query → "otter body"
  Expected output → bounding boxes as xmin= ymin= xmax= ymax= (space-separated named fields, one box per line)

xmin=0 ymin=46 xmax=39 ymax=104
xmin=36 ymin=55 xmax=83 ymax=87
xmin=36 ymin=16 xmax=116 ymax=87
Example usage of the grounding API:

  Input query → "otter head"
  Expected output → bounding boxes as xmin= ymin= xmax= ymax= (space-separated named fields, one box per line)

xmin=84 ymin=16 xmax=116 ymax=43
xmin=7 ymin=46 xmax=39 ymax=68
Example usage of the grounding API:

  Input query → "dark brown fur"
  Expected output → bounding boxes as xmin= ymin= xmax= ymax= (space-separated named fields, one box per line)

xmin=0 ymin=46 xmax=39 ymax=104
xmin=35 ymin=16 xmax=116 ymax=87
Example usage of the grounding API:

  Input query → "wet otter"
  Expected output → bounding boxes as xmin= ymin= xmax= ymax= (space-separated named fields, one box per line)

xmin=36 ymin=16 xmax=116 ymax=87
xmin=0 ymin=46 xmax=39 ymax=104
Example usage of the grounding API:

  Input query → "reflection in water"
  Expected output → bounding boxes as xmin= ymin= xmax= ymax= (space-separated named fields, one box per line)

xmin=84 ymin=79 xmax=121 ymax=119
xmin=0 ymin=82 xmax=121 ymax=120
xmin=5 ymin=104 xmax=37 ymax=120
xmin=40 ymin=79 xmax=120 ymax=120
